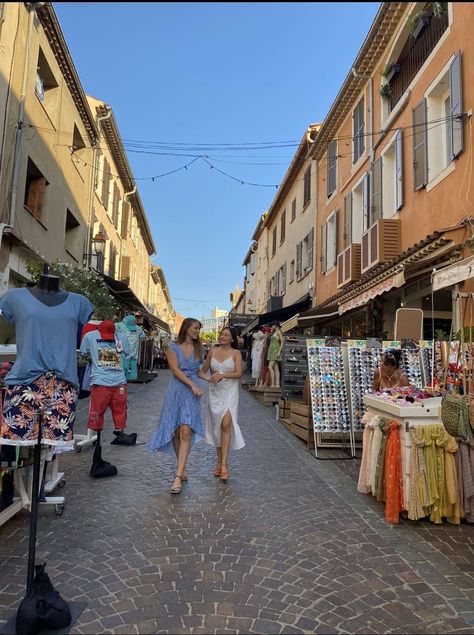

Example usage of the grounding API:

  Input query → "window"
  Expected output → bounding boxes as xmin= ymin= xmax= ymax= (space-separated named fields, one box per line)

xmin=424 ymin=52 xmax=463 ymax=184
xmin=280 ymin=210 xmax=286 ymax=244
xmin=72 ymin=124 xmax=86 ymax=152
xmin=277 ymin=263 xmax=287 ymax=296
xmin=303 ymin=165 xmax=311 ymax=207
xmin=370 ymin=158 xmax=382 ymax=225
xmin=321 ymin=210 xmax=338 ymax=273
xmin=65 ymin=208 xmax=81 ymax=259
xmin=351 ymin=172 xmax=369 ymax=239
xmin=353 ymin=97 xmax=365 ymax=163
xmin=272 ymin=226 xmax=277 ymax=256
xmin=24 ymin=158 xmax=48 ymax=221
xmin=381 ymin=130 xmax=403 ymax=217
xmin=327 ymin=140 xmax=338 ymax=197
xmin=291 ymin=197 xmax=296 ymax=222
xmin=108 ymin=243 xmax=118 ymax=278
xmin=35 ymin=48 xmax=60 ymax=123
xmin=296 ymin=229 xmax=315 ymax=280
xmin=289 ymin=259 xmax=295 ymax=283
xmin=111 ymin=183 xmax=120 ymax=228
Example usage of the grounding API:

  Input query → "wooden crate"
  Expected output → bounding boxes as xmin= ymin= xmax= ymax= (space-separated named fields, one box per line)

xmin=290 ymin=402 xmax=311 ymax=417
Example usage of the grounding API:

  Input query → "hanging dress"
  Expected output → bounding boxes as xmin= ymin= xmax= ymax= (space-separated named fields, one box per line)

xmin=205 ymin=355 xmax=245 ymax=451
xmin=148 ymin=342 xmax=204 ymax=454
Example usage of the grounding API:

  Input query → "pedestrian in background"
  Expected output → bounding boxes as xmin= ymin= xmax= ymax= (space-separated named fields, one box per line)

xmin=148 ymin=317 xmax=208 ymax=494
xmin=201 ymin=326 xmax=245 ymax=481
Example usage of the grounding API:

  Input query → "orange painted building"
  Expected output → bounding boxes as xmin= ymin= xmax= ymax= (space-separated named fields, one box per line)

xmin=303 ymin=2 xmax=474 ymax=339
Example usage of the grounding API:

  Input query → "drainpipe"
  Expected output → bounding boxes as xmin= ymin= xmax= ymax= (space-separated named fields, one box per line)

xmin=8 ymin=2 xmax=36 ymax=231
xmin=351 ymin=67 xmax=373 ymax=160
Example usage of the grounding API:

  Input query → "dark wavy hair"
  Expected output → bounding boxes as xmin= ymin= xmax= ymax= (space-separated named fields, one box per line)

xmin=383 ymin=348 xmax=401 ymax=369
xmin=220 ymin=326 xmax=239 ymax=349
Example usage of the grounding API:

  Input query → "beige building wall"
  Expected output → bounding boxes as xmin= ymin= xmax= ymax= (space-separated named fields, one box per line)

xmin=0 ymin=3 xmax=97 ymax=293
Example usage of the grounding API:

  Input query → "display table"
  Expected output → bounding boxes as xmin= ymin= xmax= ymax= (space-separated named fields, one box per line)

xmin=362 ymin=394 xmax=443 ymax=506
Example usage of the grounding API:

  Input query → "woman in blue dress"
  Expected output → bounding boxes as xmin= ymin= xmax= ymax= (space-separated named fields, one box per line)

xmin=149 ymin=318 xmax=209 ymax=494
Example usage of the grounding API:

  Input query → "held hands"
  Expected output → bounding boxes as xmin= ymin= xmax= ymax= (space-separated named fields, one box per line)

xmin=191 ymin=383 xmax=203 ymax=397
xmin=210 ymin=373 xmax=224 ymax=384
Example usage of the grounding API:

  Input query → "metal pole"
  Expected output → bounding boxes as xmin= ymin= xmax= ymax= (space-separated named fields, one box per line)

xmin=26 ymin=423 xmax=42 ymax=592
xmin=9 ymin=3 xmax=36 ymax=230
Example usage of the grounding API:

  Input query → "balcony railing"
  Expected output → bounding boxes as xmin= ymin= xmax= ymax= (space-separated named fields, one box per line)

xmin=389 ymin=11 xmax=449 ymax=111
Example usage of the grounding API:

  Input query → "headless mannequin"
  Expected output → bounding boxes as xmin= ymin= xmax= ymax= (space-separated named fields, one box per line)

xmin=27 ymin=271 xmax=68 ymax=306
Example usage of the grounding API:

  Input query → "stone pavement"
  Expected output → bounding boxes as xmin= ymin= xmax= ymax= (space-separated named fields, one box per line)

xmin=0 ymin=370 xmax=473 ymax=634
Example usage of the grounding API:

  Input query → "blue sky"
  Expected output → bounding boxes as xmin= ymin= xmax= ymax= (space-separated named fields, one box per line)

xmin=55 ymin=2 xmax=380 ymax=319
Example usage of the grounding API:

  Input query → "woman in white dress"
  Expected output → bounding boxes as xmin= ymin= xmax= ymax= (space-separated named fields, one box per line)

xmin=201 ymin=326 xmax=245 ymax=481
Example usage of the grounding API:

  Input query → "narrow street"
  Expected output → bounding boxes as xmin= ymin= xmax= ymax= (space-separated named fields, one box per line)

xmin=0 ymin=371 xmax=473 ymax=634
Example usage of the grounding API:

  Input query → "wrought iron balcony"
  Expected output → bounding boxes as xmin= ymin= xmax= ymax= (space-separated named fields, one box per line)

xmin=389 ymin=11 xmax=449 ymax=111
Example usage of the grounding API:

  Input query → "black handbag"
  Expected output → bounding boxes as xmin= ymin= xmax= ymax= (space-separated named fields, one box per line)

xmin=16 ymin=563 xmax=71 ymax=635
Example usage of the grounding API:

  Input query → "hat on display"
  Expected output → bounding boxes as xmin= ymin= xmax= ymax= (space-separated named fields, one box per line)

xmin=98 ymin=320 xmax=116 ymax=341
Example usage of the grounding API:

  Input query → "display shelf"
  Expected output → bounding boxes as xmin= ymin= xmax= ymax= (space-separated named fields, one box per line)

xmin=346 ymin=341 xmax=382 ymax=430
xmin=363 ymin=394 xmax=441 ymax=419
xmin=281 ymin=334 xmax=311 ymax=401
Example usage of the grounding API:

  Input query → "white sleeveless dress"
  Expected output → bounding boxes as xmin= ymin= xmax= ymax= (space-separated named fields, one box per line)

xmin=205 ymin=355 xmax=245 ymax=450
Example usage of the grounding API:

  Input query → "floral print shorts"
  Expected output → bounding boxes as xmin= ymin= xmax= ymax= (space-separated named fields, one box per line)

xmin=0 ymin=372 xmax=78 ymax=446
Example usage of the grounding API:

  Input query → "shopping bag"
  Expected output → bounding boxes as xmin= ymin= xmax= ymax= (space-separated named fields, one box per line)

xmin=440 ymin=392 xmax=469 ymax=438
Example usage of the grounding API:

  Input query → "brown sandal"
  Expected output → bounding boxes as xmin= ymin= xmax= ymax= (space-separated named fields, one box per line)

xmin=213 ymin=463 xmax=221 ymax=477
xmin=220 ymin=466 xmax=229 ymax=482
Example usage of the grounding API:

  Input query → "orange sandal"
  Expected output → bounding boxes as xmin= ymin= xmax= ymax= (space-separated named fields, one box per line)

xmin=220 ymin=466 xmax=229 ymax=481
xmin=213 ymin=464 xmax=221 ymax=477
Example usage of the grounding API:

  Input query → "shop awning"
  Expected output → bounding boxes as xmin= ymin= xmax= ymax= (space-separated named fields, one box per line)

xmin=240 ymin=296 xmax=312 ymax=337
xmin=281 ymin=309 xmax=340 ymax=333
xmin=99 ymin=272 xmax=171 ymax=334
xmin=432 ymin=255 xmax=474 ymax=291
xmin=337 ymin=270 xmax=405 ymax=315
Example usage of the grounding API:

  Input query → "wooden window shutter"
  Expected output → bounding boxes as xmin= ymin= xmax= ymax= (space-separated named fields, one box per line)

xmin=296 ymin=241 xmax=303 ymax=279
xmin=121 ymin=201 xmax=130 ymax=239
xmin=320 ymin=224 xmax=327 ymax=273
xmin=362 ymin=172 xmax=369 ymax=231
xmin=370 ymin=158 xmax=382 ymax=225
xmin=307 ymin=228 xmax=314 ymax=272
xmin=272 ymin=227 xmax=277 ymax=254
xmin=26 ymin=176 xmax=46 ymax=219
xmin=280 ymin=210 xmax=286 ymax=243
xmin=120 ymin=255 xmax=131 ymax=282
xmin=303 ymin=166 xmax=311 ymax=206
xmin=413 ymin=99 xmax=427 ymax=191
xmin=282 ymin=262 xmax=287 ymax=294
xmin=395 ymin=129 xmax=404 ymax=210
xmin=449 ymin=51 xmax=463 ymax=160
xmin=332 ymin=209 xmax=338 ymax=268
xmin=102 ymin=159 xmax=110 ymax=207
xmin=291 ymin=198 xmax=296 ymax=221
xmin=113 ymin=184 xmax=120 ymax=227
xmin=343 ymin=193 xmax=352 ymax=248
xmin=327 ymin=140 xmax=337 ymax=197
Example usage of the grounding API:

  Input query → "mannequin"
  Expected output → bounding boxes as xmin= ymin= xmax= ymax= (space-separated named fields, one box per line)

xmin=115 ymin=314 xmax=146 ymax=381
xmin=80 ymin=319 xmax=137 ymax=446
xmin=0 ymin=266 xmax=93 ymax=613
xmin=267 ymin=323 xmax=283 ymax=388
xmin=251 ymin=329 xmax=266 ymax=385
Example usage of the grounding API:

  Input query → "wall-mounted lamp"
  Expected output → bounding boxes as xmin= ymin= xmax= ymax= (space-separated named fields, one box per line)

xmin=84 ymin=231 xmax=107 ymax=271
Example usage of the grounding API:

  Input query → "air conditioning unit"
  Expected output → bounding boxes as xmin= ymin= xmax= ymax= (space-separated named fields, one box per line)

xmin=361 ymin=218 xmax=401 ymax=275
xmin=337 ymin=243 xmax=361 ymax=288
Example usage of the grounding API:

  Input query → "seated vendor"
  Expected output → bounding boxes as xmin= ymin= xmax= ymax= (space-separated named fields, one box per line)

xmin=372 ymin=348 xmax=410 ymax=392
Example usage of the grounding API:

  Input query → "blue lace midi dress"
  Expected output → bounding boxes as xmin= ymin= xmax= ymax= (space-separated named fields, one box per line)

xmin=148 ymin=342 xmax=204 ymax=454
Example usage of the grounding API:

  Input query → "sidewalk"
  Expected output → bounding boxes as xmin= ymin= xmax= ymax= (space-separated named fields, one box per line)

xmin=0 ymin=370 xmax=473 ymax=634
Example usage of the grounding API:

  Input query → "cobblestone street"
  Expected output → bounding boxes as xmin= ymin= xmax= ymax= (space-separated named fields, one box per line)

xmin=0 ymin=370 xmax=474 ymax=634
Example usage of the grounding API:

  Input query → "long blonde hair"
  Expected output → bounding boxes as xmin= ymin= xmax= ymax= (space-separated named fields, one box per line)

xmin=176 ymin=317 xmax=203 ymax=360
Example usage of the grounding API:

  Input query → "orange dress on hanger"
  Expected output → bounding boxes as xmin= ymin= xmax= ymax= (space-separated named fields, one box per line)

xmin=384 ymin=419 xmax=404 ymax=523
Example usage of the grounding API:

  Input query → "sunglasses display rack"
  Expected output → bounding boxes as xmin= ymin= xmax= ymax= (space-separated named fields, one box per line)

xmin=306 ymin=339 xmax=355 ymax=458
xmin=400 ymin=348 xmax=423 ymax=389
xmin=281 ymin=334 xmax=312 ymax=401
xmin=420 ymin=340 xmax=437 ymax=386
xmin=346 ymin=341 xmax=382 ymax=431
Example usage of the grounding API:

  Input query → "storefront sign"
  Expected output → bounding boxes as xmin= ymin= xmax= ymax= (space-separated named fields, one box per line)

xmin=228 ymin=313 xmax=254 ymax=328
xmin=432 ymin=256 xmax=474 ymax=291
xmin=338 ymin=271 xmax=405 ymax=315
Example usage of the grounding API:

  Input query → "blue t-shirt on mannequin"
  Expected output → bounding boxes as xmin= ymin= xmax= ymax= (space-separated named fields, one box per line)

xmin=115 ymin=314 xmax=145 ymax=381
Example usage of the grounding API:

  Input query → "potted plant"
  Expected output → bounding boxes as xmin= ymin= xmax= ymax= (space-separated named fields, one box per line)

xmin=408 ymin=10 xmax=431 ymax=39
xmin=431 ymin=2 xmax=448 ymax=19
xmin=381 ymin=61 xmax=401 ymax=84
xmin=380 ymin=82 xmax=393 ymax=100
